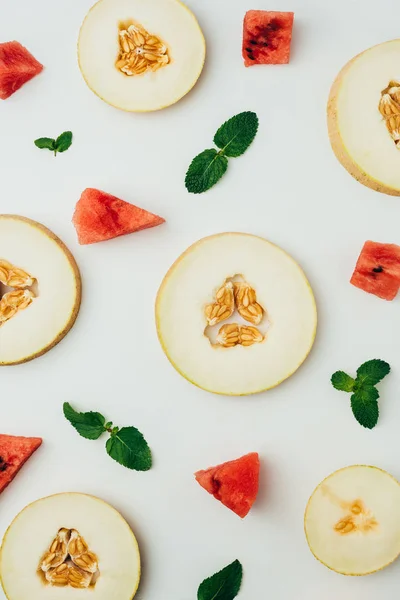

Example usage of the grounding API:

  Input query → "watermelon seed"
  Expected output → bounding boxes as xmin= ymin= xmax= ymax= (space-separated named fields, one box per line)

xmin=250 ymin=40 xmax=257 ymax=45
xmin=245 ymin=48 xmax=253 ymax=52
xmin=248 ymin=55 xmax=256 ymax=60
xmin=372 ymin=266 xmax=384 ymax=273
xmin=0 ymin=457 xmax=7 ymax=472
xmin=262 ymin=42 xmax=269 ymax=47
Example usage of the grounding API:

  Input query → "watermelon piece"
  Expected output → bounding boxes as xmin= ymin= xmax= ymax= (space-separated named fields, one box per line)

xmin=350 ymin=241 xmax=400 ymax=301
xmin=0 ymin=435 xmax=42 ymax=494
xmin=195 ymin=452 xmax=260 ymax=518
xmin=72 ymin=188 xmax=165 ymax=245
xmin=242 ymin=11 xmax=294 ymax=67
xmin=0 ymin=41 xmax=43 ymax=100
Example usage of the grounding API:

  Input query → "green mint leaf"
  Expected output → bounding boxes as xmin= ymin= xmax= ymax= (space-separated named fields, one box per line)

xmin=34 ymin=137 xmax=55 ymax=151
xmin=214 ymin=111 xmax=259 ymax=157
xmin=351 ymin=388 xmax=379 ymax=429
xmin=356 ymin=359 xmax=391 ymax=387
xmin=63 ymin=402 xmax=106 ymax=440
xmin=198 ymin=560 xmax=243 ymax=600
xmin=55 ymin=131 xmax=73 ymax=153
xmin=106 ymin=426 xmax=152 ymax=471
xmin=331 ymin=371 xmax=355 ymax=392
xmin=185 ymin=149 xmax=228 ymax=194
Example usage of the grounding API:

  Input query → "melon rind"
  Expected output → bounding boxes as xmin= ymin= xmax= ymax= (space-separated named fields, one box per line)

xmin=0 ymin=493 xmax=141 ymax=600
xmin=0 ymin=215 xmax=81 ymax=365
xmin=78 ymin=0 xmax=206 ymax=112
xmin=328 ymin=39 xmax=400 ymax=196
xmin=155 ymin=233 xmax=317 ymax=396
xmin=304 ymin=465 xmax=400 ymax=576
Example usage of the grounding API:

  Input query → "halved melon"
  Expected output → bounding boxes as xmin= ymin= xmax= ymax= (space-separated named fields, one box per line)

xmin=328 ymin=39 xmax=400 ymax=195
xmin=155 ymin=233 xmax=317 ymax=395
xmin=305 ymin=465 xmax=400 ymax=575
xmin=78 ymin=0 xmax=206 ymax=112
xmin=0 ymin=493 xmax=140 ymax=599
xmin=0 ymin=215 xmax=81 ymax=365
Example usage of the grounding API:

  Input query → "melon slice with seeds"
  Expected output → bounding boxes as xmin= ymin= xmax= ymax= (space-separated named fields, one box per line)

xmin=0 ymin=435 xmax=42 ymax=494
xmin=195 ymin=452 xmax=260 ymax=518
xmin=72 ymin=188 xmax=165 ymax=245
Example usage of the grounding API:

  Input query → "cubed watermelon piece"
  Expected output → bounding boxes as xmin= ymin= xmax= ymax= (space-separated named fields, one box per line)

xmin=350 ymin=241 xmax=400 ymax=300
xmin=243 ymin=11 xmax=294 ymax=66
xmin=0 ymin=41 xmax=43 ymax=100
xmin=0 ymin=434 xmax=42 ymax=494
xmin=195 ymin=452 xmax=260 ymax=518
xmin=72 ymin=188 xmax=165 ymax=245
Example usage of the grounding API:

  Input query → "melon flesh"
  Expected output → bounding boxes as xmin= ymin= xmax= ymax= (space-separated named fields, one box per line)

xmin=195 ymin=453 xmax=260 ymax=518
xmin=0 ymin=435 xmax=42 ymax=494
xmin=78 ymin=0 xmax=206 ymax=112
xmin=305 ymin=466 xmax=400 ymax=575
xmin=0 ymin=493 xmax=140 ymax=599
xmin=350 ymin=240 xmax=400 ymax=300
xmin=72 ymin=188 xmax=165 ymax=244
xmin=0 ymin=42 xmax=43 ymax=100
xmin=328 ymin=40 xmax=400 ymax=195
xmin=156 ymin=233 xmax=317 ymax=395
xmin=0 ymin=216 xmax=81 ymax=365
xmin=242 ymin=11 xmax=294 ymax=66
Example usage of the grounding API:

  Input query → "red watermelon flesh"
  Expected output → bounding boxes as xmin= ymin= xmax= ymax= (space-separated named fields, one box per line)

xmin=72 ymin=188 xmax=165 ymax=245
xmin=350 ymin=241 xmax=400 ymax=301
xmin=195 ymin=452 xmax=260 ymax=518
xmin=243 ymin=11 xmax=294 ymax=66
xmin=0 ymin=41 xmax=43 ymax=100
xmin=0 ymin=435 xmax=42 ymax=494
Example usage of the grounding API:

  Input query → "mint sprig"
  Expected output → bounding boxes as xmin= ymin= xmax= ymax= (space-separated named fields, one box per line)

xmin=34 ymin=131 xmax=73 ymax=156
xmin=63 ymin=402 xmax=152 ymax=471
xmin=331 ymin=359 xmax=391 ymax=429
xmin=185 ymin=112 xmax=258 ymax=194
xmin=198 ymin=560 xmax=243 ymax=600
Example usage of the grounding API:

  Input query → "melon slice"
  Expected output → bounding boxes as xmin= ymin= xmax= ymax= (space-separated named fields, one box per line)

xmin=350 ymin=240 xmax=400 ymax=300
xmin=305 ymin=465 xmax=400 ymax=575
xmin=0 ymin=42 xmax=43 ymax=100
xmin=78 ymin=0 xmax=206 ymax=112
xmin=242 ymin=11 xmax=294 ymax=66
xmin=328 ymin=39 xmax=400 ymax=196
xmin=0 ymin=215 xmax=81 ymax=365
xmin=155 ymin=233 xmax=317 ymax=395
xmin=72 ymin=188 xmax=165 ymax=244
xmin=0 ymin=493 xmax=140 ymax=599
xmin=0 ymin=435 xmax=42 ymax=494
xmin=195 ymin=453 xmax=260 ymax=518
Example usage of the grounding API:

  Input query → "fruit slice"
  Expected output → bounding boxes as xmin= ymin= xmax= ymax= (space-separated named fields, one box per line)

xmin=350 ymin=240 xmax=400 ymax=300
xmin=78 ymin=0 xmax=206 ymax=112
xmin=0 ymin=493 xmax=140 ymax=598
xmin=327 ymin=40 xmax=400 ymax=196
xmin=0 ymin=42 xmax=43 ymax=100
xmin=242 ymin=11 xmax=294 ymax=67
xmin=156 ymin=233 xmax=317 ymax=395
xmin=195 ymin=453 xmax=260 ymax=518
xmin=0 ymin=215 xmax=81 ymax=365
xmin=0 ymin=435 xmax=42 ymax=494
xmin=72 ymin=188 xmax=165 ymax=245
xmin=305 ymin=465 xmax=400 ymax=575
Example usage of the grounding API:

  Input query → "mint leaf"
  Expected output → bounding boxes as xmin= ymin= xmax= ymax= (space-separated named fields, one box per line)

xmin=351 ymin=388 xmax=379 ymax=429
xmin=34 ymin=137 xmax=55 ymax=151
xmin=198 ymin=560 xmax=242 ymax=600
xmin=106 ymin=426 xmax=152 ymax=471
xmin=185 ymin=149 xmax=228 ymax=194
xmin=356 ymin=359 xmax=391 ymax=386
xmin=214 ymin=111 xmax=258 ymax=158
xmin=55 ymin=131 xmax=73 ymax=153
xmin=331 ymin=371 xmax=355 ymax=392
xmin=63 ymin=402 xmax=106 ymax=440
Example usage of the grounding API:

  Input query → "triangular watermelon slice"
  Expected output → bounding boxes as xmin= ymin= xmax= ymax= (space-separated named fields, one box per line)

xmin=0 ymin=435 xmax=42 ymax=494
xmin=195 ymin=452 xmax=260 ymax=518
xmin=0 ymin=41 xmax=43 ymax=100
xmin=72 ymin=188 xmax=165 ymax=245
